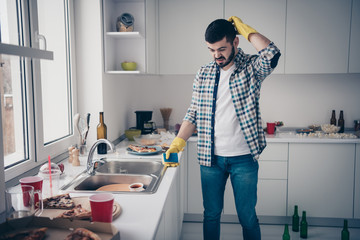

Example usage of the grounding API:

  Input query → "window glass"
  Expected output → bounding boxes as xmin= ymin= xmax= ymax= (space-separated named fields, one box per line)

xmin=0 ymin=54 xmax=29 ymax=168
xmin=37 ymin=0 xmax=72 ymax=144
xmin=0 ymin=0 xmax=21 ymax=45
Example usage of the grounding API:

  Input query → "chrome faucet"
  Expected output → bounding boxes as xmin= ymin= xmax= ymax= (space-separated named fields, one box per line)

xmin=86 ymin=139 xmax=115 ymax=175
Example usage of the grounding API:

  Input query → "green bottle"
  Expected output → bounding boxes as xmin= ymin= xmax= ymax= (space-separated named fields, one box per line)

xmin=341 ymin=219 xmax=350 ymax=240
xmin=292 ymin=205 xmax=299 ymax=232
xmin=300 ymin=211 xmax=308 ymax=238
xmin=282 ymin=224 xmax=290 ymax=240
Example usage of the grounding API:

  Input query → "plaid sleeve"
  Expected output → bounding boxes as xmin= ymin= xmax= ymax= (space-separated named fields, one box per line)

xmin=183 ymin=70 xmax=200 ymax=126
xmin=252 ymin=42 xmax=281 ymax=81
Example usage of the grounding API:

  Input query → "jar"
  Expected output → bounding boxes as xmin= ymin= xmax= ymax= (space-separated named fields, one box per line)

xmin=116 ymin=13 xmax=134 ymax=32
xmin=355 ymin=120 xmax=360 ymax=131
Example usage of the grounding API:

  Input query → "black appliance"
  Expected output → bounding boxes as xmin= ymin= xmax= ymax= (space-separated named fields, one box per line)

xmin=135 ymin=111 xmax=154 ymax=134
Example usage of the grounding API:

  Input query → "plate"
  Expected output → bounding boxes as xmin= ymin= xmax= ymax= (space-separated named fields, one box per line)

xmin=126 ymin=145 xmax=162 ymax=155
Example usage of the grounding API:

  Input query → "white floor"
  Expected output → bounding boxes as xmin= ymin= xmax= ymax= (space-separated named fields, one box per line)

xmin=180 ymin=222 xmax=360 ymax=240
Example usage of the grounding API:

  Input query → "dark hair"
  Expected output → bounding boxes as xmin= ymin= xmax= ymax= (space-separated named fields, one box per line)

xmin=205 ymin=19 xmax=236 ymax=44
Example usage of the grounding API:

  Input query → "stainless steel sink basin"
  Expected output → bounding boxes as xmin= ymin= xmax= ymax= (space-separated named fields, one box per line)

xmin=95 ymin=160 xmax=163 ymax=174
xmin=60 ymin=160 xmax=166 ymax=194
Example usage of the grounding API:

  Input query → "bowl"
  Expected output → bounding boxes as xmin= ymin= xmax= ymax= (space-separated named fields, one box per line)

xmin=121 ymin=61 xmax=137 ymax=71
xmin=133 ymin=134 xmax=161 ymax=146
xmin=321 ymin=124 xmax=340 ymax=134
xmin=125 ymin=129 xmax=141 ymax=141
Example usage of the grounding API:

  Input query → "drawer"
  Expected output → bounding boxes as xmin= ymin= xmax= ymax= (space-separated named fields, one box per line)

xmin=258 ymin=161 xmax=287 ymax=179
xmin=259 ymin=143 xmax=288 ymax=161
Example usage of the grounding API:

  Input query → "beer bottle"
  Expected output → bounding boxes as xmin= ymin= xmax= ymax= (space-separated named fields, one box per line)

xmin=282 ymin=224 xmax=290 ymax=240
xmin=292 ymin=205 xmax=299 ymax=232
xmin=300 ymin=211 xmax=308 ymax=238
xmin=338 ymin=110 xmax=345 ymax=133
xmin=341 ymin=219 xmax=350 ymax=240
xmin=97 ymin=112 xmax=107 ymax=154
xmin=330 ymin=110 xmax=336 ymax=125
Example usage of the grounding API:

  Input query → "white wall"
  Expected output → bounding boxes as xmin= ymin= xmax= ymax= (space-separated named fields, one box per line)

xmin=74 ymin=0 xmax=104 ymax=146
xmin=102 ymin=73 xmax=360 ymax=133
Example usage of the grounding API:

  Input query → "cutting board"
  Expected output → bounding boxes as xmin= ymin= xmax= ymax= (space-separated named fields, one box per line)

xmin=96 ymin=184 xmax=130 ymax=192
xmin=40 ymin=197 xmax=121 ymax=220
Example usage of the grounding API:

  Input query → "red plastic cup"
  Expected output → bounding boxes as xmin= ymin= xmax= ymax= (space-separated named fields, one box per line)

xmin=266 ymin=122 xmax=276 ymax=134
xmin=19 ymin=176 xmax=43 ymax=205
xmin=89 ymin=193 xmax=114 ymax=222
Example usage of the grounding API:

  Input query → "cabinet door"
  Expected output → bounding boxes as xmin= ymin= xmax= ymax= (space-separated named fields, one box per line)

xmin=225 ymin=0 xmax=286 ymax=74
xmin=355 ymin=144 xmax=360 ymax=218
xmin=224 ymin=143 xmax=288 ymax=216
xmin=224 ymin=179 xmax=287 ymax=216
xmin=285 ymin=0 xmax=352 ymax=73
xmin=288 ymin=143 xmax=355 ymax=218
xmin=349 ymin=0 xmax=360 ymax=73
xmin=158 ymin=0 xmax=223 ymax=74
xmin=186 ymin=142 xmax=203 ymax=214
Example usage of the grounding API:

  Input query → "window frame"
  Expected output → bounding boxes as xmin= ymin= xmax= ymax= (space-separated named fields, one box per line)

xmin=1 ymin=0 xmax=77 ymax=182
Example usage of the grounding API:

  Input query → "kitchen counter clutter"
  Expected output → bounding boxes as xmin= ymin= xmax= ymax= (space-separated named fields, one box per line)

xmin=6 ymin=139 xmax=183 ymax=240
xmin=265 ymin=131 xmax=360 ymax=143
xmin=60 ymin=141 xmax=183 ymax=240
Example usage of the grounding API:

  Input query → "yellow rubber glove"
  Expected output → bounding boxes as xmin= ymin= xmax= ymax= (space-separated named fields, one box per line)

xmin=165 ymin=137 xmax=186 ymax=160
xmin=228 ymin=16 xmax=258 ymax=41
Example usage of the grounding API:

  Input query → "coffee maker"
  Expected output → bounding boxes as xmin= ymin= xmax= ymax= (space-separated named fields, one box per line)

xmin=135 ymin=111 xmax=155 ymax=134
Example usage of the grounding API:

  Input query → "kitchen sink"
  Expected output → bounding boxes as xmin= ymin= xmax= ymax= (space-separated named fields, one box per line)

xmin=95 ymin=160 xmax=163 ymax=175
xmin=60 ymin=160 xmax=166 ymax=194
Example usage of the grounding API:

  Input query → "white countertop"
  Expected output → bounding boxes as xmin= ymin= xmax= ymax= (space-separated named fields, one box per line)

xmin=56 ymin=140 xmax=181 ymax=240
xmin=188 ymin=131 xmax=360 ymax=144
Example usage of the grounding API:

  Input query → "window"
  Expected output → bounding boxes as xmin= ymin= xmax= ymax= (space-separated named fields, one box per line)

xmin=0 ymin=0 xmax=76 ymax=181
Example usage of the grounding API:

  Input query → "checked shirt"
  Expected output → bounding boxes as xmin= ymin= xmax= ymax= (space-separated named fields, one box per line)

xmin=184 ymin=42 xmax=281 ymax=166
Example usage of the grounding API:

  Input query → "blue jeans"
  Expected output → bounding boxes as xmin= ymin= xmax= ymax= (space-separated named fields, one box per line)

xmin=200 ymin=154 xmax=261 ymax=240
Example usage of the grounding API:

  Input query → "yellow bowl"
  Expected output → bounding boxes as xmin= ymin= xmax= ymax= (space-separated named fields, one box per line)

xmin=125 ymin=129 xmax=141 ymax=141
xmin=121 ymin=61 xmax=137 ymax=71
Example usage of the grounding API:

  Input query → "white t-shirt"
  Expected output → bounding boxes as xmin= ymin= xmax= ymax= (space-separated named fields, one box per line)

xmin=214 ymin=64 xmax=250 ymax=156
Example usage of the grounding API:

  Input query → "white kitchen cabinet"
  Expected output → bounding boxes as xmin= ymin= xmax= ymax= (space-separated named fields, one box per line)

xmin=102 ymin=0 xmax=146 ymax=74
xmin=288 ymin=143 xmax=355 ymax=219
xmin=349 ymin=0 xmax=360 ymax=73
xmin=158 ymin=0 xmax=223 ymax=74
xmin=186 ymin=141 xmax=203 ymax=214
xmin=155 ymin=153 xmax=185 ymax=240
xmin=285 ymin=0 xmax=352 ymax=74
xmin=354 ymin=144 xmax=360 ymax=218
xmin=225 ymin=0 xmax=286 ymax=74
xmin=224 ymin=143 xmax=288 ymax=216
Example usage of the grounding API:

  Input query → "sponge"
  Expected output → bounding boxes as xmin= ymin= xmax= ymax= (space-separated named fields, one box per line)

xmin=162 ymin=153 xmax=179 ymax=167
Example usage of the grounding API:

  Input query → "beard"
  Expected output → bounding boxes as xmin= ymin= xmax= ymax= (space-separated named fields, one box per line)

xmin=215 ymin=46 xmax=236 ymax=68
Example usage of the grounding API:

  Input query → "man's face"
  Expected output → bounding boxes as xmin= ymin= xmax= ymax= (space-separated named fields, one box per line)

xmin=206 ymin=36 xmax=238 ymax=70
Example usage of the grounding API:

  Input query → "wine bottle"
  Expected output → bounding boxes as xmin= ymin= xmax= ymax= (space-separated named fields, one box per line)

xmin=97 ymin=112 xmax=107 ymax=154
xmin=300 ymin=211 xmax=308 ymax=238
xmin=330 ymin=110 xmax=336 ymax=125
xmin=341 ymin=219 xmax=350 ymax=240
xmin=338 ymin=110 xmax=345 ymax=133
xmin=292 ymin=205 xmax=299 ymax=232
xmin=282 ymin=224 xmax=290 ymax=240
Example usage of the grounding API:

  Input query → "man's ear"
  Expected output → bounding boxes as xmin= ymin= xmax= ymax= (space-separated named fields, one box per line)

xmin=233 ymin=36 xmax=239 ymax=47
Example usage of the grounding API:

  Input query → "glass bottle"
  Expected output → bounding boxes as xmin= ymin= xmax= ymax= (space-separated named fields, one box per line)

xmin=330 ymin=110 xmax=336 ymax=125
xmin=97 ymin=112 xmax=107 ymax=154
xmin=282 ymin=224 xmax=290 ymax=240
xmin=292 ymin=205 xmax=299 ymax=232
xmin=338 ymin=110 xmax=345 ymax=133
xmin=341 ymin=219 xmax=350 ymax=240
xmin=300 ymin=211 xmax=308 ymax=238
